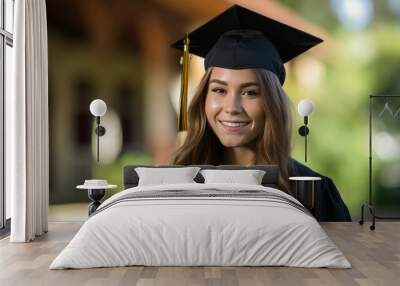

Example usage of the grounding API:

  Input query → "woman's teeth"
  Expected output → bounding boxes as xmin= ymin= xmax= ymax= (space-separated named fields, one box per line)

xmin=220 ymin=121 xmax=248 ymax=127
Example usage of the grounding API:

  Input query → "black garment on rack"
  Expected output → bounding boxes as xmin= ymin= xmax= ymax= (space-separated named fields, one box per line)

xmin=288 ymin=158 xmax=352 ymax=222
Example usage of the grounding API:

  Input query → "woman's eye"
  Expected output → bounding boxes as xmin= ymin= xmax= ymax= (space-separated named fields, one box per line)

xmin=212 ymin=88 xmax=226 ymax=94
xmin=243 ymin=90 xmax=258 ymax=96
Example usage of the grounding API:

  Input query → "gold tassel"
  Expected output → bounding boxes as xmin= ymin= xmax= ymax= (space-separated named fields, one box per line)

xmin=178 ymin=33 xmax=190 ymax=131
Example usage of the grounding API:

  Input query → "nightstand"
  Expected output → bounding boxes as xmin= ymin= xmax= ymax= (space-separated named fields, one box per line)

xmin=289 ymin=176 xmax=321 ymax=213
xmin=76 ymin=180 xmax=117 ymax=216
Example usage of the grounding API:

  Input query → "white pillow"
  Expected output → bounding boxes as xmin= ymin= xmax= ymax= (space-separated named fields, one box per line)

xmin=200 ymin=169 xmax=266 ymax=185
xmin=135 ymin=167 xmax=201 ymax=186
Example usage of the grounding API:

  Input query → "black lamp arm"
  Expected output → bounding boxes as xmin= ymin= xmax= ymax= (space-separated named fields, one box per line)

xmin=95 ymin=117 xmax=106 ymax=136
xmin=94 ymin=116 xmax=106 ymax=162
xmin=297 ymin=116 xmax=310 ymax=162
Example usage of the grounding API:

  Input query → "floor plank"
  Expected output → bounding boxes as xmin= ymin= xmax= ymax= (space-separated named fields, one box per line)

xmin=0 ymin=222 xmax=399 ymax=286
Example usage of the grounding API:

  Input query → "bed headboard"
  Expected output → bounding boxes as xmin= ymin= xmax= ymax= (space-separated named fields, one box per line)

xmin=123 ymin=164 xmax=280 ymax=189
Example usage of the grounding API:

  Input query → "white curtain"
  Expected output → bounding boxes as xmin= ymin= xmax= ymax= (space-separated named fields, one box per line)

xmin=8 ymin=0 xmax=49 ymax=242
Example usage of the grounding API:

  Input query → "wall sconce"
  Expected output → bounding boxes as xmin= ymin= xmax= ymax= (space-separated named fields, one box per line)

xmin=297 ymin=99 xmax=314 ymax=162
xmin=89 ymin=99 xmax=107 ymax=162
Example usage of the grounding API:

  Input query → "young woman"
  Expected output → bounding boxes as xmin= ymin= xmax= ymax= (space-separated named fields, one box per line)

xmin=171 ymin=5 xmax=351 ymax=221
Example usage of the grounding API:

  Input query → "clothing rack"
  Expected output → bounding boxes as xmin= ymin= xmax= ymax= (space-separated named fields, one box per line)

xmin=360 ymin=95 xmax=400 ymax=230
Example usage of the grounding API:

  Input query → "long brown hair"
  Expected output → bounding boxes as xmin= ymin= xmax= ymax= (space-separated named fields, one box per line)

xmin=172 ymin=68 xmax=293 ymax=193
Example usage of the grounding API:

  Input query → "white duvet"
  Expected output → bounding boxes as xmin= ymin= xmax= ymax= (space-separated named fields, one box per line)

xmin=50 ymin=183 xmax=351 ymax=269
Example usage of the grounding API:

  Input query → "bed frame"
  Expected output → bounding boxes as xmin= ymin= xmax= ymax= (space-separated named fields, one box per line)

xmin=123 ymin=165 xmax=280 ymax=189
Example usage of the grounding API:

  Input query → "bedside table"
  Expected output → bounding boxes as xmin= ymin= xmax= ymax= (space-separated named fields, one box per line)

xmin=76 ymin=180 xmax=117 ymax=216
xmin=289 ymin=176 xmax=321 ymax=213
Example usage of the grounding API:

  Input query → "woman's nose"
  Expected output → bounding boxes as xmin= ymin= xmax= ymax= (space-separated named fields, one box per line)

xmin=224 ymin=93 xmax=243 ymax=114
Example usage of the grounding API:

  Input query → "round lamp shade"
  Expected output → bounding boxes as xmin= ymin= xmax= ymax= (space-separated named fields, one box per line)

xmin=298 ymin=99 xmax=315 ymax=117
xmin=90 ymin=99 xmax=107 ymax=117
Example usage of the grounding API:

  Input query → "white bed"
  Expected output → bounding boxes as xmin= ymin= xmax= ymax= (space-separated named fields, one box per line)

xmin=50 ymin=183 xmax=351 ymax=269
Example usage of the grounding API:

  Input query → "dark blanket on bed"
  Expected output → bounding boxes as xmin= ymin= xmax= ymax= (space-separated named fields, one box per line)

xmin=289 ymin=158 xmax=352 ymax=222
xmin=92 ymin=188 xmax=311 ymax=218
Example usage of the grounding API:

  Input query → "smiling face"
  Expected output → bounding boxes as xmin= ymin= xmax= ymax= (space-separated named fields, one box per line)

xmin=205 ymin=67 xmax=266 ymax=148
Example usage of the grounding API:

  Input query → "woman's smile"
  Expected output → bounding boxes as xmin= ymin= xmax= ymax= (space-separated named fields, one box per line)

xmin=218 ymin=120 xmax=251 ymax=132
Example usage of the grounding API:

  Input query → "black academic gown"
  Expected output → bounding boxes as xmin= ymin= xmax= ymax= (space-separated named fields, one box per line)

xmin=288 ymin=158 xmax=351 ymax=222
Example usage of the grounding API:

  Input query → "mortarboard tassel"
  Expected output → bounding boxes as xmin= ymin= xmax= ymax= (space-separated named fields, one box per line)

xmin=178 ymin=33 xmax=190 ymax=131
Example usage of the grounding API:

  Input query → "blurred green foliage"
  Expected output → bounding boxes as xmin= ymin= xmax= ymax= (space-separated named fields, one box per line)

xmin=287 ymin=2 xmax=400 ymax=219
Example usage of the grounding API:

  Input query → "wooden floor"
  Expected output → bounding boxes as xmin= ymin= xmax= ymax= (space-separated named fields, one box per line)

xmin=0 ymin=222 xmax=399 ymax=286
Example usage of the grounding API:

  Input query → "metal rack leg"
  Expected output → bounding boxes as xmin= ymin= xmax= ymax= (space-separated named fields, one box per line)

xmin=370 ymin=206 xmax=376 ymax=231
xmin=359 ymin=203 xmax=365 ymax=225
xmin=359 ymin=203 xmax=377 ymax=230
xmin=360 ymin=202 xmax=400 ymax=230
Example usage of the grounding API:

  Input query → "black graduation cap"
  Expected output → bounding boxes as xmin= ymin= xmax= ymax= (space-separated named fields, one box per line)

xmin=171 ymin=4 xmax=323 ymax=85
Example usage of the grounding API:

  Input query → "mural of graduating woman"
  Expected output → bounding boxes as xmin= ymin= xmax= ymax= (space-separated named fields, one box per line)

xmin=171 ymin=5 xmax=351 ymax=222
